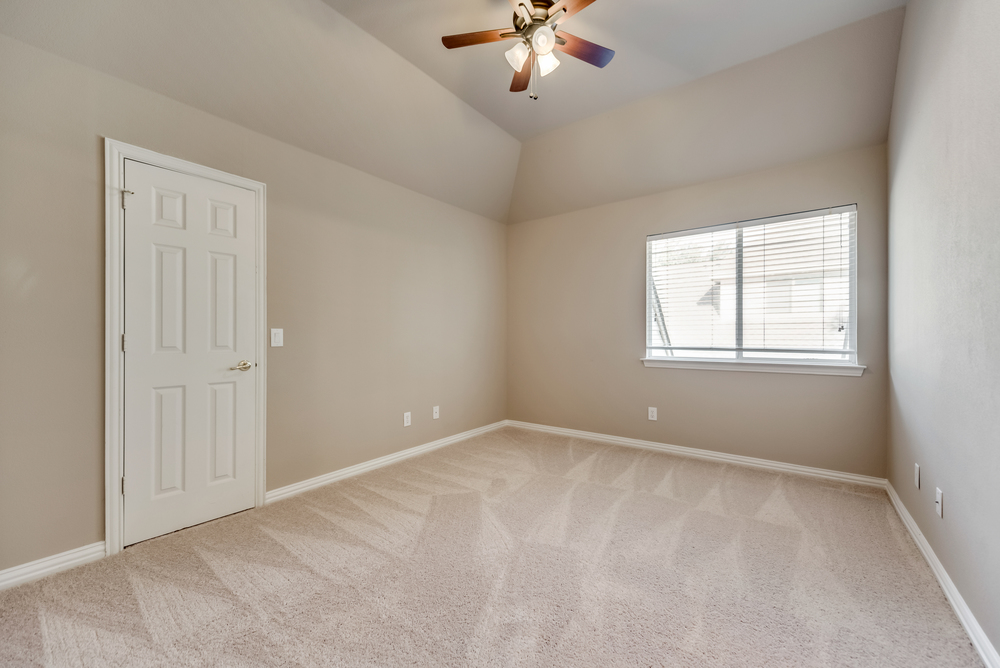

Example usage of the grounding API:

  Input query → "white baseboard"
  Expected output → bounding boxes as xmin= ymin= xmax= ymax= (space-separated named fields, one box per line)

xmin=0 ymin=542 xmax=106 ymax=591
xmin=264 ymin=421 xmax=508 ymax=504
xmin=505 ymin=420 xmax=887 ymax=487
xmin=886 ymin=483 xmax=999 ymax=668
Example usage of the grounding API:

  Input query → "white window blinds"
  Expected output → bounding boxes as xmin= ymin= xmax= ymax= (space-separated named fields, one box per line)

xmin=646 ymin=205 xmax=857 ymax=365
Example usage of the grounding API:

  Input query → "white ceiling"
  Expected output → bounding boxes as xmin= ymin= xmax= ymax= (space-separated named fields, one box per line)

xmin=323 ymin=0 xmax=905 ymax=140
xmin=508 ymin=8 xmax=905 ymax=222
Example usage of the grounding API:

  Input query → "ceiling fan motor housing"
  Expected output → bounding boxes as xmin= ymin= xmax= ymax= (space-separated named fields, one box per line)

xmin=513 ymin=1 xmax=555 ymax=31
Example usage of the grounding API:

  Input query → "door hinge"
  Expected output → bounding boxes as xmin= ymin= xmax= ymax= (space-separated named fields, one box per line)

xmin=121 ymin=476 xmax=125 ymax=496
xmin=121 ymin=334 xmax=127 ymax=352
xmin=121 ymin=189 xmax=134 ymax=210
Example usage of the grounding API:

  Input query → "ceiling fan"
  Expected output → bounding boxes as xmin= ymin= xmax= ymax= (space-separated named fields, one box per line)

xmin=442 ymin=0 xmax=614 ymax=100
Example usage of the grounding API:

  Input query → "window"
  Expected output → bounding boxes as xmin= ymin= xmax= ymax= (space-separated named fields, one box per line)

xmin=644 ymin=205 xmax=863 ymax=375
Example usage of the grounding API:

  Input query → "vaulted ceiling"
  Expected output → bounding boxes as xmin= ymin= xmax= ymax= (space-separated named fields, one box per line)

xmin=323 ymin=0 xmax=905 ymax=139
xmin=0 ymin=0 xmax=906 ymax=222
xmin=0 ymin=0 xmax=522 ymax=221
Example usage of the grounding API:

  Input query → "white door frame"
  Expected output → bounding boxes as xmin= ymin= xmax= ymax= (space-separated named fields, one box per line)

xmin=104 ymin=138 xmax=267 ymax=556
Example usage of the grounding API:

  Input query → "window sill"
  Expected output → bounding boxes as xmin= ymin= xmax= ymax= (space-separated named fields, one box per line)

xmin=641 ymin=358 xmax=866 ymax=376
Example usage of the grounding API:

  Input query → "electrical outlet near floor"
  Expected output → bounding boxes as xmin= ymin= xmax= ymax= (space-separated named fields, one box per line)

xmin=914 ymin=463 xmax=920 ymax=489
xmin=433 ymin=406 xmax=439 ymax=419
xmin=403 ymin=412 xmax=411 ymax=427
xmin=935 ymin=488 xmax=943 ymax=518
xmin=648 ymin=407 xmax=657 ymax=421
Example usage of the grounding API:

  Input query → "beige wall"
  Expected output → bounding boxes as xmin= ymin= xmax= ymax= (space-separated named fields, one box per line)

xmin=507 ymin=144 xmax=888 ymax=477
xmin=0 ymin=3 xmax=909 ymax=585
xmin=0 ymin=34 xmax=507 ymax=571
xmin=888 ymin=0 xmax=1000 ymax=648
xmin=508 ymin=9 xmax=904 ymax=224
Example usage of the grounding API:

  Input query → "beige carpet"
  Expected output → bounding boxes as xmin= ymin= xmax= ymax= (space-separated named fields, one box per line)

xmin=0 ymin=427 xmax=983 ymax=667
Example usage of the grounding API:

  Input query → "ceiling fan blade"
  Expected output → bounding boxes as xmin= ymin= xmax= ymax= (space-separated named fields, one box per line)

xmin=442 ymin=29 xmax=510 ymax=49
xmin=510 ymin=53 xmax=532 ymax=92
xmin=508 ymin=0 xmax=534 ymax=24
xmin=547 ymin=0 xmax=598 ymax=22
xmin=554 ymin=31 xmax=614 ymax=67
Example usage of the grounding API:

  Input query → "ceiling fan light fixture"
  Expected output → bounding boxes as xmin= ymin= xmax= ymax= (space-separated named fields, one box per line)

xmin=538 ymin=51 xmax=560 ymax=76
xmin=441 ymin=0 xmax=614 ymax=97
xmin=531 ymin=25 xmax=556 ymax=55
xmin=505 ymin=42 xmax=530 ymax=72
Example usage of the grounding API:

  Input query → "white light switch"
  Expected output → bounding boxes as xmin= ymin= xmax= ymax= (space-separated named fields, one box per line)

xmin=433 ymin=406 xmax=440 ymax=419
xmin=270 ymin=329 xmax=283 ymax=347
xmin=936 ymin=488 xmax=943 ymax=518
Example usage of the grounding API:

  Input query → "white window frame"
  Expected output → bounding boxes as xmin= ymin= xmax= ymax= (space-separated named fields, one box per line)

xmin=642 ymin=205 xmax=865 ymax=376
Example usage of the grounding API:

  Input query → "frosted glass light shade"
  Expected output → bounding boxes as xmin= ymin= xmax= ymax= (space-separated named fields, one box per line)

xmin=532 ymin=26 xmax=556 ymax=55
xmin=505 ymin=42 xmax=530 ymax=72
xmin=538 ymin=52 xmax=560 ymax=76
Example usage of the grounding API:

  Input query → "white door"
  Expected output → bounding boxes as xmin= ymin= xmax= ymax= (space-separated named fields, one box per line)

xmin=123 ymin=159 xmax=257 ymax=546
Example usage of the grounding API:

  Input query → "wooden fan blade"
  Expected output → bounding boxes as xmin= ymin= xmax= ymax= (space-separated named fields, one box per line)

xmin=554 ymin=31 xmax=614 ymax=68
xmin=548 ymin=0 xmax=597 ymax=22
xmin=442 ymin=29 xmax=509 ymax=49
xmin=508 ymin=0 xmax=533 ymax=23
xmin=510 ymin=53 xmax=532 ymax=92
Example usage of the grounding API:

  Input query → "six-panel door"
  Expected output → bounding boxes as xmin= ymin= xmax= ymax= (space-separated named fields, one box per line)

xmin=123 ymin=159 xmax=257 ymax=546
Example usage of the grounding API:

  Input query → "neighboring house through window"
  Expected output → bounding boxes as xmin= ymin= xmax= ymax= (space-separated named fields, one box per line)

xmin=644 ymin=205 xmax=863 ymax=375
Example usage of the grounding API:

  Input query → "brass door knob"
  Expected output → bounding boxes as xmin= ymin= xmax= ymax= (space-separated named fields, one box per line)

xmin=230 ymin=360 xmax=252 ymax=371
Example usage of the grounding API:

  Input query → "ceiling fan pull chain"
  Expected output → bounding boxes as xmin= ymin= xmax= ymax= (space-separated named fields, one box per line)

xmin=529 ymin=53 xmax=534 ymax=99
xmin=531 ymin=52 xmax=539 ymax=100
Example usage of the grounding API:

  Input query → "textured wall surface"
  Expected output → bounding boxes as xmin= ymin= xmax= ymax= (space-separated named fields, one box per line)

xmin=0 ymin=35 xmax=507 ymax=570
xmin=888 ymin=0 xmax=1000 ymax=649
xmin=508 ymin=145 xmax=888 ymax=477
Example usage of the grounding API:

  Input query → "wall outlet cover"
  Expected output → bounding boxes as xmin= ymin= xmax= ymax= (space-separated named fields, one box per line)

xmin=648 ymin=407 xmax=657 ymax=421
xmin=403 ymin=412 xmax=411 ymax=427
xmin=433 ymin=406 xmax=439 ymax=419
xmin=914 ymin=463 xmax=920 ymax=489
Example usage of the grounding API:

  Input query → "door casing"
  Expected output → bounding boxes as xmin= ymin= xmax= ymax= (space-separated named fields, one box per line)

xmin=104 ymin=138 xmax=267 ymax=556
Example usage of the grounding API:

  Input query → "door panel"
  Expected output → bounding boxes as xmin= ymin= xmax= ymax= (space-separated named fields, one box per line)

xmin=153 ymin=386 xmax=186 ymax=495
xmin=124 ymin=159 xmax=257 ymax=546
xmin=209 ymin=252 xmax=236 ymax=351
xmin=208 ymin=382 xmax=236 ymax=481
xmin=154 ymin=245 xmax=186 ymax=353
